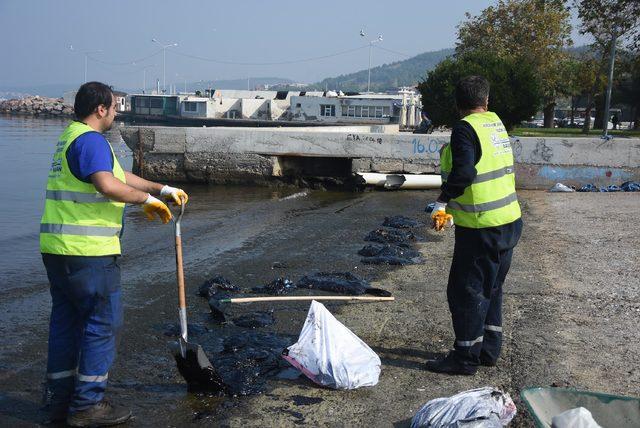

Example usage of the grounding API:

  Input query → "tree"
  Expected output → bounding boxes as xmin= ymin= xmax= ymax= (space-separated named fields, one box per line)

xmin=614 ymin=53 xmax=640 ymax=129
xmin=456 ymin=0 xmax=573 ymax=128
xmin=574 ymin=0 xmax=640 ymax=129
xmin=573 ymin=0 xmax=640 ymax=51
xmin=418 ymin=52 xmax=542 ymax=130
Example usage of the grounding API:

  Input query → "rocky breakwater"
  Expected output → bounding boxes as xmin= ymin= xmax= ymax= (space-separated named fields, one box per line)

xmin=0 ymin=96 xmax=74 ymax=117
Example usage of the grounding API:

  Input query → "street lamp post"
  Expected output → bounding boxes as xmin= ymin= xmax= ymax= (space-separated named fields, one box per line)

xmin=360 ymin=32 xmax=383 ymax=93
xmin=69 ymin=46 xmax=102 ymax=83
xmin=151 ymin=38 xmax=178 ymax=93
xmin=142 ymin=65 xmax=155 ymax=94
xmin=603 ymin=29 xmax=618 ymax=138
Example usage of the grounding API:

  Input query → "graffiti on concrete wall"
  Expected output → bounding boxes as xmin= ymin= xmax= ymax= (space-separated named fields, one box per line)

xmin=532 ymin=138 xmax=554 ymax=162
xmin=411 ymin=138 xmax=444 ymax=155
xmin=346 ymin=134 xmax=383 ymax=144
xmin=510 ymin=138 xmax=523 ymax=161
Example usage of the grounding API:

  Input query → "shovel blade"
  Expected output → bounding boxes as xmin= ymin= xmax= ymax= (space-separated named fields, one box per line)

xmin=169 ymin=339 xmax=226 ymax=394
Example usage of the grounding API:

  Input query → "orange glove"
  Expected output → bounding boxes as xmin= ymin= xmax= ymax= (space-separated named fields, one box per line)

xmin=160 ymin=185 xmax=189 ymax=206
xmin=430 ymin=201 xmax=453 ymax=232
xmin=143 ymin=194 xmax=172 ymax=224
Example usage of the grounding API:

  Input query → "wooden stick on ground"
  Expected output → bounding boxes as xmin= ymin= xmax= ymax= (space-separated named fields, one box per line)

xmin=218 ymin=295 xmax=395 ymax=304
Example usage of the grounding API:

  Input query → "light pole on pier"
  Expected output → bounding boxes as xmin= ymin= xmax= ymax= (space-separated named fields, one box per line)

xmin=69 ymin=45 xmax=102 ymax=83
xmin=151 ymin=38 xmax=178 ymax=93
xmin=141 ymin=65 xmax=155 ymax=94
xmin=359 ymin=31 xmax=383 ymax=93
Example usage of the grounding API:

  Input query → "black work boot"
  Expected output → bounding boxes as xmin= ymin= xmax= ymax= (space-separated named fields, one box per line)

xmin=41 ymin=402 xmax=68 ymax=424
xmin=479 ymin=353 xmax=498 ymax=367
xmin=425 ymin=352 xmax=477 ymax=376
xmin=66 ymin=400 xmax=131 ymax=427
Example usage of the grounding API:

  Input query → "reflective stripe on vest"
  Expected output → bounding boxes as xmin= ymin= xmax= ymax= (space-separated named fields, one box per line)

xmin=447 ymin=192 xmax=518 ymax=213
xmin=40 ymin=121 xmax=126 ymax=256
xmin=441 ymin=165 xmax=514 ymax=184
xmin=46 ymin=189 xmax=111 ymax=203
xmin=40 ymin=223 xmax=122 ymax=237
xmin=440 ymin=112 xmax=521 ymax=228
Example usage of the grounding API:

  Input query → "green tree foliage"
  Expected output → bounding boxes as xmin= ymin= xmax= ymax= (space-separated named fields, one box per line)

xmin=573 ymin=0 xmax=640 ymax=129
xmin=614 ymin=53 xmax=640 ymax=129
xmin=573 ymin=0 xmax=640 ymax=51
xmin=417 ymin=52 xmax=542 ymax=130
xmin=456 ymin=0 xmax=573 ymax=127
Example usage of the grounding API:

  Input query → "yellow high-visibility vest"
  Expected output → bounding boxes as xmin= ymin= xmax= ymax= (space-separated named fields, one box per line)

xmin=40 ymin=121 xmax=126 ymax=256
xmin=440 ymin=112 xmax=521 ymax=228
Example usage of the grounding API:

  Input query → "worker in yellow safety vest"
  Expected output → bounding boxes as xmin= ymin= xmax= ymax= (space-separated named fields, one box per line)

xmin=40 ymin=82 xmax=188 ymax=426
xmin=426 ymin=75 xmax=523 ymax=376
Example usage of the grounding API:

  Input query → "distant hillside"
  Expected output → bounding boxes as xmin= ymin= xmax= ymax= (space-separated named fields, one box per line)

xmin=313 ymin=48 xmax=455 ymax=92
xmin=169 ymin=77 xmax=295 ymax=94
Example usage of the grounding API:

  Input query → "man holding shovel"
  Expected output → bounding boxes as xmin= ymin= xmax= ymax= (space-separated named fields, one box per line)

xmin=40 ymin=82 xmax=188 ymax=426
xmin=427 ymin=75 xmax=522 ymax=375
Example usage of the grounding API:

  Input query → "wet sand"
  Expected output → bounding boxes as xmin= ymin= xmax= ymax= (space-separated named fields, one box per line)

xmin=1 ymin=189 xmax=639 ymax=427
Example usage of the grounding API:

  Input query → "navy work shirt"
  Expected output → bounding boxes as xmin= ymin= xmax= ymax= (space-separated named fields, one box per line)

xmin=438 ymin=120 xmax=482 ymax=203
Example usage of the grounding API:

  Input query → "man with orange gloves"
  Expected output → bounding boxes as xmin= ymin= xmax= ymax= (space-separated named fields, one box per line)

xmin=39 ymin=82 xmax=188 ymax=426
xmin=427 ymin=76 xmax=522 ymax=376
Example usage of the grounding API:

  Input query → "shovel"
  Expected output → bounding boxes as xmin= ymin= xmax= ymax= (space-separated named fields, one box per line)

xmin=168 ymin=202 xmax=226 ymax=393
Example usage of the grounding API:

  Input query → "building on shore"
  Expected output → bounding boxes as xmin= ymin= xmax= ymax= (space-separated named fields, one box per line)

xmin=64 ymin=89 xmax=128 ymax=112
xmin=126 ymin=88 xmax=422 ymax=128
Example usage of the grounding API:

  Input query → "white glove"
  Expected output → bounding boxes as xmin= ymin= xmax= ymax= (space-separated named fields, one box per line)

xmin=143 ymin=194 xmax=172 ymax=224
xmin=430 ymin=201 xmax=453 ymax=231
xmin=160 ymin=185 xmax=189 ymax=206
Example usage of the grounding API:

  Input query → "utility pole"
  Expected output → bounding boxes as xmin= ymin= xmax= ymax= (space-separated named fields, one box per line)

xmin=69 ymin=46 xmax=101 ymax=83
xmin=152 ymin=38 xmax=178 ymax=93
xmin=603 ymin=29 xmax=617 ymax=138
xmin=360 ymin=31 xmax=383 ymax=93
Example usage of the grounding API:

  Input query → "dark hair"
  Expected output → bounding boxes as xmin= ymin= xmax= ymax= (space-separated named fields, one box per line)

xmin=455 ymin=75 xmax=490 ymax=110
xmin=74 ymin=81 xmax=113 ymax=120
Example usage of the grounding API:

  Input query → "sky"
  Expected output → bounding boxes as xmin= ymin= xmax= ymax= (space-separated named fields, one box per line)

xmin=0 ymin=0 xmax=592 ymax=90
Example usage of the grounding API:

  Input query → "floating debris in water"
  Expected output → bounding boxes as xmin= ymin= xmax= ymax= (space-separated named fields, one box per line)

xmin=198 ymin=275 xmax=239 ymax=298
xmin=232 ymin=311 xmax=276 ymax=328
xmin=364 ymin=228 xmax=416 ymax=244
xmin=358 ymin=244 xmax=422 ymax=265
xmin=382 ymin=215 xmax=422 ymax=229
xmin=252 ymin=277 xmax=296 ymax=295
xmin=279 ymin=191 xmax=309 ymax=201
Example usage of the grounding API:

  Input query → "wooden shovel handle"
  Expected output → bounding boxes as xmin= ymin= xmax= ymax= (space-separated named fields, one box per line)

xmin=175 ymin=234 xmax=186 ymax=310
xmin=224 ymin=295 xmax=394 ymax=304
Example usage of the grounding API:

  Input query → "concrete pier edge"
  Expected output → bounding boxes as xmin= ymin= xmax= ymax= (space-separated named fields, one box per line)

xmin=120 ymin=125 xmax=640 ymax=189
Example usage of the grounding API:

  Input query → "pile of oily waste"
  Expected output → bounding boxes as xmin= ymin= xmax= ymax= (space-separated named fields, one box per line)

xmin=358 ymin=215 xmax=424 ymax=265
xmin=161 ymin=322 xmax=293 ymax=396
xmin=186 ymin=270 xmax=392 ymax=396
xmin=549 ymin=181 xmax=640 ymax=193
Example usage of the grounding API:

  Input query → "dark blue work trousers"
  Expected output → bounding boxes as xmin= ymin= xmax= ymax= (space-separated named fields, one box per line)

xmin=42 ymin=254 xmax=123 ymax=411
xmin=447 ymin=218 xmax=522 ymax=366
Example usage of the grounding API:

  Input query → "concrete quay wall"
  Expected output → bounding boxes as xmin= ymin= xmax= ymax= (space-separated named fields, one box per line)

xmin=120 ymin=125 xmax=640 ymax=188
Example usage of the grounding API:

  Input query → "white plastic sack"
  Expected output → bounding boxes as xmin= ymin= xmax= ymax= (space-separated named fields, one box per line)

xmin=551 ymin=407 xmax=603 ymax=428
xmin=282 ymin=300 xmax=381 ymax=389
xmin=411 ymin=387 xmax=517 ymax=428
xmin=549 ymin=183 xmax=575 ymax=192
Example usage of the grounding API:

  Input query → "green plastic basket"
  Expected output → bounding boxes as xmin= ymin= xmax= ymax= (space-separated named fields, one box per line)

xmin=521 ymin=387 xmax=640 ymax=427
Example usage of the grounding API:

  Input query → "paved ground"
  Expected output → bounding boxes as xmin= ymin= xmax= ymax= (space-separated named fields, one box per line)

xmin=1 ymin=190 xmax=638 ymax=427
